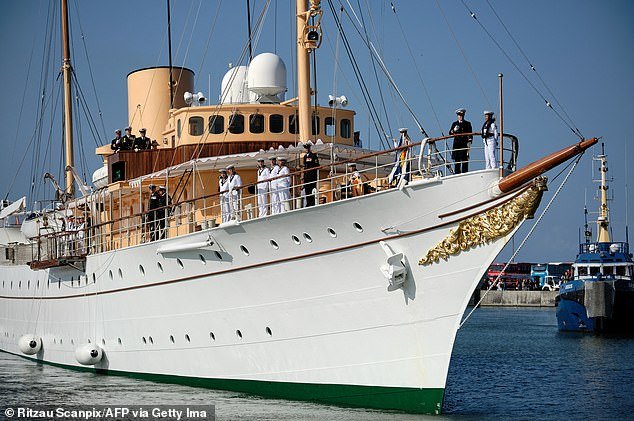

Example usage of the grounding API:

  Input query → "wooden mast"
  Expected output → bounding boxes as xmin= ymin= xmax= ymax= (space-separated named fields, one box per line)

xmin=61 ymin=0 xmax=75 ymax=198
xmin=296 ymin=0 xmax=322 ymax=144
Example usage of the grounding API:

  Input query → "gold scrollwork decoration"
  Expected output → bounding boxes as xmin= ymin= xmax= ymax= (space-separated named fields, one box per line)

xmin=418 ymin=178 xmax=547 ymax=266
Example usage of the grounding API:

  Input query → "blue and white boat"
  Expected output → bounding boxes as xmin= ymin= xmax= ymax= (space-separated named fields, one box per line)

xmin=556 ymin=147 xmax=634 ymax=333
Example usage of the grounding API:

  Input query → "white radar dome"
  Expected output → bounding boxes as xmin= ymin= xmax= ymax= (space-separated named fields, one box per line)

xmin=247 ymin=53 xmax=287 ymax=101
xmin=220 ymin=65 xmax=250 ymax=104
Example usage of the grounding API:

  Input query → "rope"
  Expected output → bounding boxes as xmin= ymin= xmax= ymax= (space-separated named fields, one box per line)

xmin=484 ymin=0 xmax=584 ymax=139
xmin=390 ymin=1 xmax=444 ymax=135
xmin=460 ymin=152 xmax=585 ymax=329
xmin=460 ymin=0 xmax=583 ymax=140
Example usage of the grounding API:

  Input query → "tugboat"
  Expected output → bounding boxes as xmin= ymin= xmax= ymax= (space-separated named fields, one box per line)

xmin=557 ymin=145 xmax=634 ymax=332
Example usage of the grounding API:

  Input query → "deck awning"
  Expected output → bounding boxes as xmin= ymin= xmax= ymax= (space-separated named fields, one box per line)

xmin=0 ymin=196 xmax=26 ymax=220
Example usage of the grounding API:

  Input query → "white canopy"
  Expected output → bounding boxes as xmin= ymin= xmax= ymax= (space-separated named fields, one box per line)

xmin=0 ymin=197 xmax=26 ymax=220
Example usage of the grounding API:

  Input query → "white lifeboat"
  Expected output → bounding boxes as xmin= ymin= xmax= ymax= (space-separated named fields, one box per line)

xmin=18 ymin=335 xmax=42 ymax=355
xmin=75 ymin=343 xmax=103 ymax=365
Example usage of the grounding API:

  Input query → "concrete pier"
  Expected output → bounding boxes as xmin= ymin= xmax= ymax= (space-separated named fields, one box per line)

xmin=470 ymin=290 xmax=558 ymax=307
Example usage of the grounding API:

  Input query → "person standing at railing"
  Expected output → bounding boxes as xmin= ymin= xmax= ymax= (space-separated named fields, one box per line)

xmin=227 ymin=164 xmax=243 ymax=220
xmin=301 ymin=142 xmax=320 ymax=207
xmin=156 ymin=186 xmax=171 ymax=240
xmin=120 ymin=126 xmax=135 ymax=151
xmin=269 ymin=157 xmax=280 ymax=214
xmin=110 ymin=129 xmax=123 ymax=152
xmin=146 ymin=184 xmax=159 ymax=241
xmin=256 ymin=158 xmax=270 ymax=217
xmin=218 ymin=169 xmax=231 ymax=223
xmin=481 ymin=111 xmax=499 ymax=169
xmin=277 ymin=157 xmax=291 ymax=213
xmin=449 ymin=108 xmax=473 ymax=174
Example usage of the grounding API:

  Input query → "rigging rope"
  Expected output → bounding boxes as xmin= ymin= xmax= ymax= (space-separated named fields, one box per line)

xmin=460 ymin=0 xmax=584 ymax=140
xmin=459 ymin=152 xmax=585 ymax=328
xmin=390 ymin=1 xmax=443 ymax=135
xmin=483 ymin=0 xmax=584 ymax=139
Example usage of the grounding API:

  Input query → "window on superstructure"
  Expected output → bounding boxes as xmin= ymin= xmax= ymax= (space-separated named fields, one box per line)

xmin=177 ymin=119 xmax=182 ymax=138
xmin=228 ymin=113 xmax=244 ymax=134
xmin=249 ymin=114 xmax=265 ymax=134
xmin=616 ymin=266 xmax=626 ymax=276
xmin=289 ymin=113 xmax=299 ymax=134
xmin=590 ymin=266 xmax=599 ymax=276
xmin=189 ymin=116 xmax=204 ymax=136
xmin=325 ymin=117 xmax=336 ymax=137
xmin=311 ymin=115 xmax=320 ymax=136
xmin=578 ymin=266 xmax=588 ymax=276
xmin=209 ymin=115 xmax=224 ymax=134
xmin=340 ymin=119 xmax=351 ymax=139
xmin=270 ymin=114 xmax=284 ymax=133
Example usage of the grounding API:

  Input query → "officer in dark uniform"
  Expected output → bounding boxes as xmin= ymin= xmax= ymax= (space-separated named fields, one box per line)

xmin=120 ymin=126 xmax=135 ymax=151
xmin=449 ymin=108 xmax=473 ymax=174
xmin=133 ymin=128 xmax=151 ymax=151
xmin=147 ymin=184 xmax=160 ymax=241
xmin=302 ymin=142 xmax=320 ymax=207
xmin=155 ymin=186 xmax=171 ymax=240
xmin=110 ymin=129 xmax=123 ymax=152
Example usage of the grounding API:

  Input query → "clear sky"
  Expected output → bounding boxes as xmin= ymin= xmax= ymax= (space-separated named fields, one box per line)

xmin=0 ymin=0 xmax=632 ymax=263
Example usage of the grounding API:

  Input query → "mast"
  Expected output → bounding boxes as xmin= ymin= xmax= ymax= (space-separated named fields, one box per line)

xmin=167 ymin=0 xmax=174 ymax=109
xmin=61 ymin=0 xmax=75 ymax=198
xmin=296 ymin=0 xmax=322 ymax=144
xmin=596 ymin=144 xmax=610 ymax=242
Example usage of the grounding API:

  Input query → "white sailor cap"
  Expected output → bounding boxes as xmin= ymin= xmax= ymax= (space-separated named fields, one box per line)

xmin=483 ymin=110 xmax=494 ymax=115
xmin=139 ymin=128 xmax=146 ymax=133
xmin=115 ymin=129 xmax=121 ymax=134
xmin=277 ymin=156 xmax=287 ymax=162
xmin=256 ymin=157 xmax=265 ymax=162
xmin=398 ymin=127 xmax=408 ymax=133
xmin=158 ymin=185 xmax=166 ymax=190
xmin=219 ymin=168 xmax=227 ymax=173
xmin=148 ymin=183 xmax=156 ymax=189
xmin=226 ymin=164 xmax=235 ymax=170
xmin=455 ymin=108 xmax=466 ymax=115
xmin=347 ymin=162 xmax=357 ymax=167
xmin=125 ymin=126 xmax=132 ymax=131
xmin=302 ymin=141 xmax=313 ymax=148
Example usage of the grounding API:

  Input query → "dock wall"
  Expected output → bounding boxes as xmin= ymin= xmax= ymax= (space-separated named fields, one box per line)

xmin=470 ymin=290 xmax=558 ymax=307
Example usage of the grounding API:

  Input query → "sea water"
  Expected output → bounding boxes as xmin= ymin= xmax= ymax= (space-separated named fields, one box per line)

xmin=1 ymin=308 xmax=632 ymax=420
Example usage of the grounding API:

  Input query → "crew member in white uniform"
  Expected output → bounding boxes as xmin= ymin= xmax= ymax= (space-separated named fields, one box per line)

xmin=481 ymin=110 xmax=498 ymax=169
xmin=277 ymin=157 xmax=291 ymax=213
xmin=218 ymin=168 xmax=231 ymax=223
xmin=268 ymin=157 xmax=280 ymax=214
xmin=256 ymin=158 xmax=270 ymax=217
xmin=227 ymin=164 xmax=242 ymax=220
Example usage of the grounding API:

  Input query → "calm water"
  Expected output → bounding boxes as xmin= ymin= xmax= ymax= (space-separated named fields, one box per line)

xmin=1 ymin=308 xmax=633 ymax=420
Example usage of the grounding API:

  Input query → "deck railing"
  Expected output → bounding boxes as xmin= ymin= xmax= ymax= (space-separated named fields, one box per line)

xmin=30 ymin=133 xmax=519 ymax=263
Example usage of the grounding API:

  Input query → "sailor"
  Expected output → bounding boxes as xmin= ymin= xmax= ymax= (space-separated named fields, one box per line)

xmin=481 ymin=111 xmax=499 ymax=169
xmin=347 ymin=163 xmax=364 ymax=197
xmin=218 ymin=169 xmax=230 ymax=223
xmin=269 ymin=157 xmax=280 ymax=214
xmin=146 ymin=184 xmax=159 ymax=241
xmin=227 ymin=164 xmax=242 ymax=220
xmin=133 ymin=128 xmax=151 ymax=151
xmin=110 ymin=129 xmax=123 ymax=152
xmin=155 ymin=186 xmax=171 ymax=240
xmin=302 ymin=142 xmax=320 ymax=207
xmin=449 ymin=108 xmax=473 ymax=174
xmin=256 ymin=158 xmax=270 ymax=217
xmin=276 ymin=157 xmax=291 ymax=213
xmin=120 ymin=126 xmax=135 ymax=151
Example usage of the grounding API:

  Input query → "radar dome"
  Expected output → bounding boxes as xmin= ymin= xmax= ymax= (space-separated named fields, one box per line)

xmin=220 ymin=65 xmax=250 ymax=104
xmin=247 ymin=53 xmax=287 ymax=101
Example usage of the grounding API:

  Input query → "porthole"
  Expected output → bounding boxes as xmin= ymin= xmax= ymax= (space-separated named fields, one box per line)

xmin=170 ymin=335 xmax=175 ymax=343
xmin=236 ymin=330 xmax=243 ymax=339
xmin=37 ymin=280 xmax=40 ymax=288
xmin=19 ymin=281 xmax=21 ymax=289
xmin=109 ymin=270 xmax=113 ymax=280
xmin=71 ymin=339 xmax=75 ymax=345
xmin=266 ymin=327 xmax=272 ymax=336
xmin=60 ymin=339 xmax=63 ymax=345
xmin=177 ymin=259 xmax=184 ymax=269
xmin=149 ymin=336 xmax=154 ymax=344
xmin=157 ymin=262 xmax=164 ymax=272
xmin=92 ymin=273 xmax=96 ymax=283
xmin=139 ymin=265 xmax=145 ymax=276
xmin=118 ymin=268 xmax=123 ymax=279
xmin=270 ymin=240 xmax=279 ymax=249
xmin=118 ymin=338 xmax=122 ymax=345
xmin=27 ymin=280 xmax=30 ymax=289
xmin=142 ymin=337 xmax=147 ymax=344
xmin=214 ymin=251 xmax=222 ymax=260
xmin=199 ymin=254 xmax=206 ymax=265
xmin=353 ymin=222 xmax=363 ymax=232
xmin=185 ymin=334 xmax=191 ymax=342
xmin=102 ymin=339 xmax=106 ymax=345
xmin=303 ymin=233 xmax=313 ymax=242
xmin=58 ymin=281 xmax=61 ymax=289
xmin=88 ymin=339 xmax=91 ymax=343
xmin=209 ymin=332 xmax=215 ymax=341
xmin=240 ymin=245 xmax=250 ymax=256
xmin=292 ymin=235 xmax=301 ymax=245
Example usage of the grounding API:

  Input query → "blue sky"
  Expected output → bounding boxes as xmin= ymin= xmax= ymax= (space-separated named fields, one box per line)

xmin=0 ymin=0 xmax=632 ymax=262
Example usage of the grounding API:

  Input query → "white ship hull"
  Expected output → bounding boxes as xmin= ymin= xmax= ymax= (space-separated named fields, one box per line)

xmin=0 ymin=169 xmax=540 ymax=413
